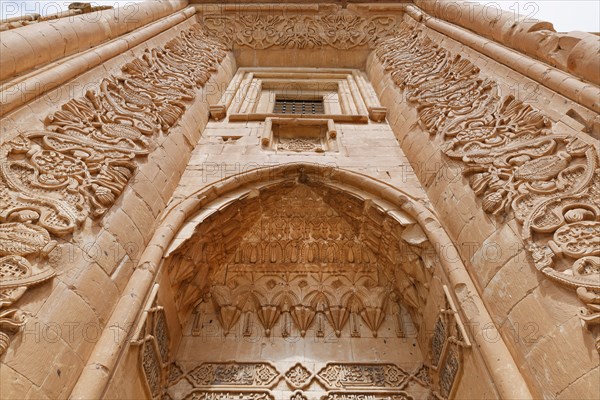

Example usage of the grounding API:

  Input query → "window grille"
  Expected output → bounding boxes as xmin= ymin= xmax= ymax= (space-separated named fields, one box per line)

xmin=273 ymin=99 xmax=324 ymax=115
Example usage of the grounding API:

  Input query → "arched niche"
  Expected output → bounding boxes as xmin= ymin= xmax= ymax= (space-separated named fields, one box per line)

xmin=161 ymin=165 xmax=438 ymax=339
xmin=153 ymin=163 xmax=445 ymax=399
xmin=88 ymin=163 xmax=530 ymax=400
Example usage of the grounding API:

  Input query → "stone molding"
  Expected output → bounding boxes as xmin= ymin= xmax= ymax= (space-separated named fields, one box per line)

xmin=404 ymin=5 xmax=600 ymax=114
xmin=413 ymin=0 xmax=600 ymax=86
xmin=0 ymin=3 xmax=113 ymax=32
xmin=212 ymin=68 xmax=386 ymax=123
xmin=0 ymin=6 xmax=198 ymax=118
xmin=0 ymin=0 xmax=189 ymax=82
xmin=375 ymin=24 xmax=600 ymax=352
xmin=0 ymin=24 xmax=227 ymax=356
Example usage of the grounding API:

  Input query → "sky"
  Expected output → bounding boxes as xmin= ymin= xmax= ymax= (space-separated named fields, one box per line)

xmin=0 ymin=0 xmax=598 ymax=32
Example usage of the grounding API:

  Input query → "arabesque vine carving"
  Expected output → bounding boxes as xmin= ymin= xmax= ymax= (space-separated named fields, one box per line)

xmin=0 ymin=25 xmax=227 ymax=356
xmin=375 ymin=25 xmax=600 ymax=351
xmin=200 ymin=12 xmax=400 ymax=50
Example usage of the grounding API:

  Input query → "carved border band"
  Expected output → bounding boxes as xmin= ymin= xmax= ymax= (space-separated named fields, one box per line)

xmin=375 ymin=24 xmax=600 ymax=351
xmin=0 ymin=25 xmax=227 ymax=356
xmin=200 ymin=12 xmax=401 ymax=50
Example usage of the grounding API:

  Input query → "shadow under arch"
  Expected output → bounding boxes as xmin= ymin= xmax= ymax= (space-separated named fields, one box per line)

xmin=158 ymin=162 xmax=445 ymax=320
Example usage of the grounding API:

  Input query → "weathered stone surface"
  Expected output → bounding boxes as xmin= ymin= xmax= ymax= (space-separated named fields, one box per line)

xmin=1 ymin=2 xmax=598 ymax=399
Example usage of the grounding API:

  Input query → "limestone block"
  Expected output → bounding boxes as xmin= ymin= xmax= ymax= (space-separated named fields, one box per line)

xmin=483 ymin=250 xmax=540 ymax=322
xmin=525 ymin=319 xmax=600 ymax=397
xmin=71 ymin=262 xmax=118 ymax=325
xmin=556 ymin=367 xmax=600 ymax=400
xmin=0 ymin=365 xmax=33 ymax=399
xmin=0 ymin=0 xmax=188 ymax=81
xmin=40 ymin=343 xmax=85 ymax=399
xmin=568 ymin=35 xmax=600 ymax=84
xmin=473 ymin=222 xmax=524 ymax=289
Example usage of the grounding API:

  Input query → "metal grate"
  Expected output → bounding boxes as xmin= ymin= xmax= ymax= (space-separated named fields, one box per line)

xmin=273 ymin=99 xmax=324 ymax=115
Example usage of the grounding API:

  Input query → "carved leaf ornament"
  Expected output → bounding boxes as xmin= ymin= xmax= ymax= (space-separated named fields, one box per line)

xmin=0 ymin=25 xmax=227 ymax=355
xmin=375 ymin=25 xmax=600 ymax=350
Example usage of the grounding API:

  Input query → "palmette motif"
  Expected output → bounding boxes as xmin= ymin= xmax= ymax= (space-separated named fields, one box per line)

xmin=0 ymin=25 xmax=227 ymax=356
xmin=375 ymin=25 xmax=600 ymax=351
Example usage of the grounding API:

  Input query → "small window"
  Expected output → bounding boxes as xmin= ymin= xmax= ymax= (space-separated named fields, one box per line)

xmin=273 ymin=99 xmax=324 ymax=115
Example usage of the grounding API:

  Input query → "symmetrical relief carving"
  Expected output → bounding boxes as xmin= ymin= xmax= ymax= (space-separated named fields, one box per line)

xmin=186 ymin=362 xmax=280 ymax=389
xmin=285 ymin=363 xmax=313 ymax=389
xmin=375 ymin=25 xmax=600 ymax=349
xmin=200 ymin=11 xmax=400 ymax=50
xmin=208 ymin=271 xmax=392 ymax=338
xmin=0 ymin=25 xmax=227 ymax=356
xmin=183 ymin=391 xmax=274 ymax=400
xmin=166 ymin=183 xmax=436 ymax=339
xmin=262 ymin=118 xmax=339 ymax=154
xmin=167 ymin=362 xmax=431 ymax=400
xmin=316 ymin=363 xmax=409 ymax=390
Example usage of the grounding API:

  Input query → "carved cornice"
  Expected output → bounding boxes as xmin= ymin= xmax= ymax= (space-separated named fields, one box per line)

xmin=375 ymin=25 xmax=600 ymax=352
xmin=0 ymin=25 xmax=227 ymax=356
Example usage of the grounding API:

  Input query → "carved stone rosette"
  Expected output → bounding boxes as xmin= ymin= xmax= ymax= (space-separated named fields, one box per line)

xmin=0 ymin=25 xmax=227 ymax=356
xmin=375 ymin=25 xmax=600 ymax=351
xmin=285 ymin=364 xmax=313 ymax=389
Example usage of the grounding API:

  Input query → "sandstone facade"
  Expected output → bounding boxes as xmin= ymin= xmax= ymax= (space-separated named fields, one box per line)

xmin=0 ymin=1 xmax=598 ymax=399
